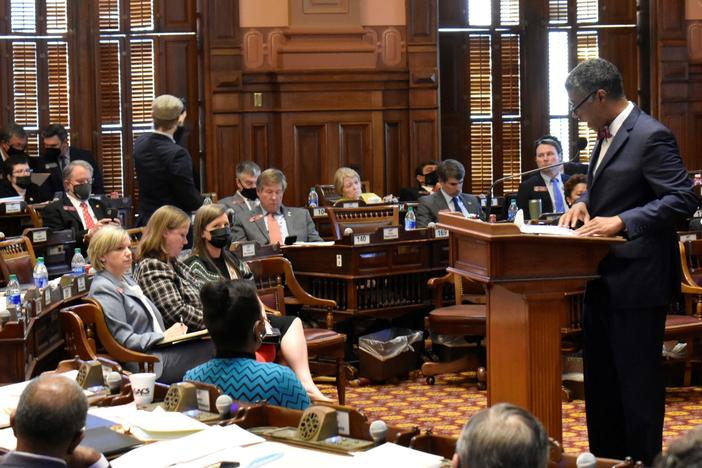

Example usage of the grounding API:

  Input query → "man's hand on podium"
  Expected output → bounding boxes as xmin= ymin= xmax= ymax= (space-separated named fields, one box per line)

xmin=575 ymin=215 xmax=624 ymax=237
xmin=560 ymin=202 xmax=590 ymax=229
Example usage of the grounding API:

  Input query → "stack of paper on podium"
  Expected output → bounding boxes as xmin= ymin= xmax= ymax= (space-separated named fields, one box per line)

xmin=349 ymin=442 xmax=444 ymax=468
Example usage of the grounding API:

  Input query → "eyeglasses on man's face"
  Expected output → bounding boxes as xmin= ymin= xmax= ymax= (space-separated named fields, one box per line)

xmin=569 ymin=90 xmax=597 ymax=116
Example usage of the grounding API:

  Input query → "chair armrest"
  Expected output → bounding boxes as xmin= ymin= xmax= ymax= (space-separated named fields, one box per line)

xmin=427 ymin=272 xmax=453 ymax=307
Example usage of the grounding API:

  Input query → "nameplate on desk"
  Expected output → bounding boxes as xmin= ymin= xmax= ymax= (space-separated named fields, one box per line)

xmin=353 ymin=234 xmax=370 ymax=245
xmin=680 ymin=233 xmax=698 ymax=242
xmin=313 ymin=207 xmax=327 ymax=217
xmin=77 ymin=276 xmax=86 ymax=292
xmin=434 ymin=228 xmax=449 ymax=238
xmin=44 ymin=288 xmax=52 ymax=305
xmin=196 ymin=388 xmax=210 ymax=411
xmin=491 ymin=198 xmax=498 ymax=206
xmin=383 ymin=227 xmax=399 ymax=240
xmin=480 ymin=198 xmax=487 ymax=207
xmin=31 ymin=231 xmax=47 ymax=243
xmin=47 ymin=245 xmax=64 ymax=256
xmin=343 ymin=202 xmax=359 ymax=208
xmin=62 ymin=286 xmax=72 ymax=300
xmin=5 ymin=203 xmax=21 ymax=214
xmin=241 ymin=244 xmax=256 ymax=258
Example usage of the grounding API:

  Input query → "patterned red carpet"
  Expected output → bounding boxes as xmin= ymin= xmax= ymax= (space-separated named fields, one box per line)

xmin=319 ymin=372 xmax=702 ymax=454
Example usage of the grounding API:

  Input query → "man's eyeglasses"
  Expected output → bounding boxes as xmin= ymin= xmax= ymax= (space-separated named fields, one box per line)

xmin=569 ymin=90 xmax=597 ymax=116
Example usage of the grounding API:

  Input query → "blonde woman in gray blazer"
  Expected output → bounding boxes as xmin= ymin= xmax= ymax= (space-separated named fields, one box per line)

xmin=87 ymin=225 xmax=213 ymax=383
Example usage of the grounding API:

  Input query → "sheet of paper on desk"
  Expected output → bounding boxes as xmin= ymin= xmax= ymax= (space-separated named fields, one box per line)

xmin=175 ymin=440 xmax=348 ymax=468
xmin=112 ymin=424 xmax=264 ymax=468
xmin=117 ymin=407 xmax=208 ymax=441
xmin=292 ymin=241 xmax=335 ymax=246
xmin=514 ymin=209 xmax=574 ymax=236
xmin=348 ymin=442 xmax=444 ymax=468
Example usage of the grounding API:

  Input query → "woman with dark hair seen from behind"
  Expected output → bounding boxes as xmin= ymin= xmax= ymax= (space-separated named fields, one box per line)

xmin=185 ymin=203 xmax=333 ymax=403
xmin=184 ymin=280 xmax=311 ymax=410
xmin=88 ymin=225 xmax=213 ymax=383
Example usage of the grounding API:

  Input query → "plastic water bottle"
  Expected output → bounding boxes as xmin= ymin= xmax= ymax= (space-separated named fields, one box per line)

xmin=203 ymin=196 xmax=212 ymax=205
xmin=405 ymin=206 xmax=417 ymax=230
xmin=71 ymin=248 xmax=86 ymax=276
xmin=6 ymin=274 xmax=21 ymax=310
xmin=507 ymin=199 xmax=518 ymax=222
xmin=308 ymin=187 xmax=319 ymax=208
xmin=33 ymin=257 xmax=48 ymax=288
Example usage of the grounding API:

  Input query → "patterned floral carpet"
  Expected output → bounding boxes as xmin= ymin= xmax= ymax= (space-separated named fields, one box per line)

xmin=318 ymin=372 xmax=702 ymax=454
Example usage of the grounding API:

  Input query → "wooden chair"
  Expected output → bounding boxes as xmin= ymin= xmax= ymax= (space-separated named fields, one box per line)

xmin=421 ymin=272 xmax=487 ymax=388
xmin=60 ymin=298 xmax=159 ymax=373
xmin=246 ymin=256 xmax=347 ymax=404
xmin=27 ymin=205 xmax=43 ymax=228
xmin=0 ymin=236 xmax=36 ymax=284
xmin=316 ymin=184 xmax=340 ymax=206
xmin=409 ymin=430 xmax=457 ymax=459
xmin=126 ymin=227 xmax=144 ymax=248
xmin=325 ymin=205 xmax=399 ymax=240
xmin=665 ymin=239 xmax=702 ymax=385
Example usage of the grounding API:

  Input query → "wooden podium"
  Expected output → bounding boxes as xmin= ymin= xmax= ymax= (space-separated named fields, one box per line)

xmin=438 ymin=213 xmax=622 ymax=442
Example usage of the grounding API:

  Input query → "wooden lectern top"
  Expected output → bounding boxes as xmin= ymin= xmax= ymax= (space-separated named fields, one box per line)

xmin=437 ymin=212 xmax=623 ymax=287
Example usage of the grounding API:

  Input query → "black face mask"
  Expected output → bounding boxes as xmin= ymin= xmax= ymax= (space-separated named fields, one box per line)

xmin=424 ymin=171 xmax=438 ymax=186
xmin=208 ymin=227 xmax=232 ymax=249
xmin=240 ymin=187 xmax=258 ymax=201
xmin=73 ymin=183 xmax=92 ymax=201
xmin=15 ymin=176 xmax=31 ymax=189
xmin=44 ymin=148 xmax=61 ymax=161
xmin=173 ymin=125 xmax=186 ymax=145
xmin=7 ymin=147 xmax=24 ymax=156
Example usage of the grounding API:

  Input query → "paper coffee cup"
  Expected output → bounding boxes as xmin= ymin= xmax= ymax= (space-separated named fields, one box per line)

xmin=129 ymin=372 xmax=156 ymax=407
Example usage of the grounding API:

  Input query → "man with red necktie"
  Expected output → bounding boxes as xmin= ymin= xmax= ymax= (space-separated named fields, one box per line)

xmin=42 ymin=160 xmax=120 ymax=253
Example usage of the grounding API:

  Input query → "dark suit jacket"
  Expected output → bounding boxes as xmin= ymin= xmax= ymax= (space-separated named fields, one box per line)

xmin=133 ymin=132 xmax=203 ymax=224
xmin=416 ymin=191 xmax=483 ymax=227
xmin=41 ymin=194 xmax=109 ymax=252
xmin=516 ymin=173 xmax=570 ymax=220
xmin=0 ymin=180 xmax=51 ymax=204
xmin=232 ymin=205 xmax=323 ymax=245
xmin=583 ymin=106 xmax=697 ymax=308
xmin=29 ymin=147 xmax=105 ymax=196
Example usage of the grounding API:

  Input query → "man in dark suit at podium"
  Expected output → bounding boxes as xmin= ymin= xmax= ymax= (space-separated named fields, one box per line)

xmin=561 ymin=58 xmax=698 ymax=464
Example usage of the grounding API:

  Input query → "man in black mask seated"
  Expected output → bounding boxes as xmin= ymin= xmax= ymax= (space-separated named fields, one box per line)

xmin=399 ymin=160 xmax=439 ymax=202
xmin=0 ymin=123 xmax=28 ymax=161
xmin=30 ymin=124 xmax=105 ymax=195
xmin=0 ymin=155 xmax=51 ymax=203
xmin=42 ymin=161 xmax=119 ymax=253
xmin=219 ymin=160 xmax=261 ymax=214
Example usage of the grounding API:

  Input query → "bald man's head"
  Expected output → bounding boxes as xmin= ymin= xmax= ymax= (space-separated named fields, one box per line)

xmin=12 ymin=374 xmax=88 ymax=455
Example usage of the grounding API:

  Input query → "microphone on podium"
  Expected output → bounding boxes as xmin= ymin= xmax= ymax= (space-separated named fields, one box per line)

xmin=215 ymin=394 xmax=234 ymax=419
xmin=343 ymin=227 xmax=354 ymax=236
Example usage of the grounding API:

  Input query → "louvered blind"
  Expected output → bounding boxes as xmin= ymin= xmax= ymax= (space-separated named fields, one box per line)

xmin=99 ymin=40 xmax=123 ymax=126
xmin=130 ymin=0 xmax=154 ymax=30
xmin=47 ymin=41 xmax=71 ymax=126
xmin=11 ymin=0 xmax=35 ymax=33
xmin=46 ymin=0 xmax=68 ymax=33
xmin=468 ymin=35 xmax=492 ymax=118
xmin=99 ymin=0 xmax=121 ymax=31
xmin=11 ymin=42 xmax=39 ymax=129
xmin=470 ymin=122 xmax=493 ymax=193
xmin=101 ymin=132 xmax=124 ymax=194
xmin=576 ymin=32 xmax=599 ymax=157
xmin=502 ymin=121 xmax=521 ymax=192
xmin=501 ymin=34 xmax=520 ymax=116
xmin=129 ymin=40 xmax=155 ymax=125
xmin=577 ymin=0 xmax=598 ymax=23
xmin=549 ymin=0 xmax=567 ymax=24
xmin=500 ymin=0 xmax=519 ymax=26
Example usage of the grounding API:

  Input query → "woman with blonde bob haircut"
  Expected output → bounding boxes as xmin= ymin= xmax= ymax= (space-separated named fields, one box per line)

xmin=184 ymin=203 xmax=333 ymax=403
xmin=134 ymin=205 xmax=206 ymax=331
xmin=88 ymin=225 xmax=212 ymax=383
xmin=333 ymin=167 xmax=381 ymax=204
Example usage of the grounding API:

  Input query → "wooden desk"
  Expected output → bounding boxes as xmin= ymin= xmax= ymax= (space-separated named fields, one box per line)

xmin=310 ymin=204 xmax=420 ymax=241
xmin=0 ymin=277 xmax=90 ymax=383
xmin=282 ymin=228 xmax=449 ymax=325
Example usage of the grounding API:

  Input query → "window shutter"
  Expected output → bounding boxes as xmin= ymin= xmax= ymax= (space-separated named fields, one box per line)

xmin=468 ymin=35 xmax=492 ymax=118
xmin=99 ymin=40 xmax=123 ymax=126
xmin=470 ymin=122 xmax=493 ymax=194
xmin=47 ymin=41 xmax=71 ymax=126
xmin=11 ymin=42 xmax=39 ymax=129
xmin=98 ymin=0 xmax=121 ymax=31
xmin=46 ymin=0 xmax=68 ymax=33
xmin=129 ymin=39 xmax=155 ymax=126
xmin=576 ymin=32 xmax=599 ymax=156
xmin=130 ymin=0 xmax=154 ymax=31
xmin=500 ymin=0 xmax=519 ymax=26
xmin=549 ymin=0 xmax=568 ymax=24
xmin=577 ymin=0 xmax=598 ymax=23
xmin=10 ymin=0 xmax=36 ymax=33
xmin=101 ymin=132 xmax=124 ymax=195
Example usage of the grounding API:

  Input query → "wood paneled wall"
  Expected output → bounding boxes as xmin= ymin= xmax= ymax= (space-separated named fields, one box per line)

xmin=200 ymin=0 xmax=439 ymax=206
xmin=651 ymin=0 xmax=702 ymax=172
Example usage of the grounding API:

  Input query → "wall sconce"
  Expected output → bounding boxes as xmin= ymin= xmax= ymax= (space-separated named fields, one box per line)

xmin=253 ymin=92 xmax=263 ymax=108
